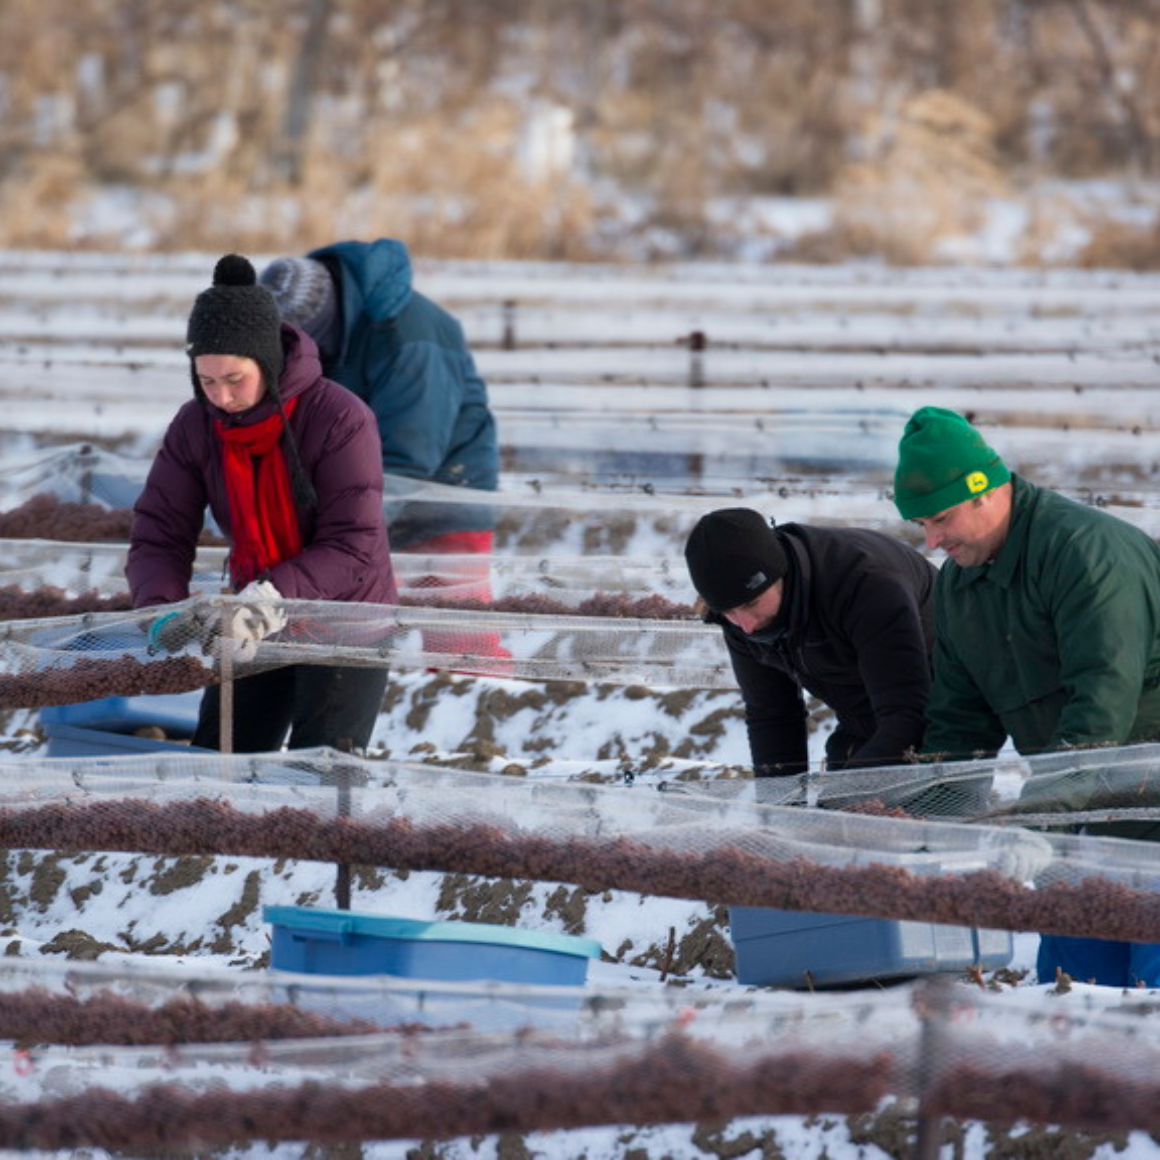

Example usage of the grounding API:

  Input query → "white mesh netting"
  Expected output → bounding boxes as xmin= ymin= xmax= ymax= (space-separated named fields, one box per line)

xmin=1 ymin=956 xmax=1157 ymax=1150
xmin=4 ymin=255 xmax=1160 ymax=1154
xmin=0 ymin=748 xmax=1157 ymax=939
xmin=0 ymin=791 xmax=1157 ymax=1151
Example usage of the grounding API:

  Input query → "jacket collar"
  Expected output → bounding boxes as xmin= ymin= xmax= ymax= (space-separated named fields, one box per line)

xmin=961 ymin=473 xmax=1033 ymax=588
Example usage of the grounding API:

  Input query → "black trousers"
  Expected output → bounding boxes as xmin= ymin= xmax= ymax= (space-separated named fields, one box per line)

xmin=192 ymin=664 xmax=389 ymax=754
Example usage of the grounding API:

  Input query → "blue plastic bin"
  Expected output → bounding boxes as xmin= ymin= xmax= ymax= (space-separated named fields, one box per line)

xmin=265 ymin=905 xmax=603 ymax=987
xmin=40 ymin=692 xmax=203 ymax=757
xmin=41 ymin=692 xmax=202 ymax=736
xmin=729 ymin=906 xmax=1013 ymax=988
xmin=39 ymin=722 xmax=203 ymax=758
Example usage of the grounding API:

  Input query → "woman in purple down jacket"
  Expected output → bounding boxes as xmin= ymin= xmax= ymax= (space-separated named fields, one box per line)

xmin=126 ymin=254 xmax=397 ymax=754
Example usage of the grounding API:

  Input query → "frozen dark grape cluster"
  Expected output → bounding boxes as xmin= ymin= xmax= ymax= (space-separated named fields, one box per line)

xmin=0 ymin=495 xmax=224 ymax=546
xmin=0 ymin=584 xmax=132 ymax=621
xmin=0 ymin=655 xmax=212 ymax=709
xmin=924 ymin=1059 xmax=1160 ymax=1134
xmin=401 ymin=590 xmax=696 ymax=620
xmin=1 ymin=800 xmax=1157 ymax=944
xmin=0 ymin=987 xmax=392 ymax=1045
xmin=0 ymin=1035 xmax=896 ymax=1149
xmin=0 ymin=495 xmax=134 ymax=542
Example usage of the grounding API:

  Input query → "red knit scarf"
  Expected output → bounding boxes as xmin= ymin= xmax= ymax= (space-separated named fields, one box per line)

xmin=216 ymin=397 xmax=302 ymax=588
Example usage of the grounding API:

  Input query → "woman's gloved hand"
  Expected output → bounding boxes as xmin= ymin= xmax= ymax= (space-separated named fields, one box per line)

xmin=147 ymin=583 xmax=286 ymax=663
xmin=147 ymin=601 xmax=217 ymax=654
xmin=226 ymin=580 xmax=287 ymax=643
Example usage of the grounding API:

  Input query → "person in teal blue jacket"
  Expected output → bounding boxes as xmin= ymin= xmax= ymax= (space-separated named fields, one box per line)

xmin=893 ymin=405 xmax=1160 ymax=988
xmin=261 ymin=239 xmax=506 ymax=663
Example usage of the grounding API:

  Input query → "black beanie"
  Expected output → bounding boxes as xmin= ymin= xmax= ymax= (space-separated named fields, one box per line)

xmin=186 ymin=254 xmax=285 ymax=396
xmin=684 ymin=508 xmax=788 ymax=613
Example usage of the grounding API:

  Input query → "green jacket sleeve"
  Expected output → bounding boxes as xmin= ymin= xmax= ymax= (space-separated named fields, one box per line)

xmin=922 ymin=630 xmax=1007 ymax=760
xmin=1038 ymin=523 xmax=1160 ymax=747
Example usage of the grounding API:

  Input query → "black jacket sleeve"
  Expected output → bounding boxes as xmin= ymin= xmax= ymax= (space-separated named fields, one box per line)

xmin=831 ymin=567 xmax=932 ymax=769
xmin=725 ymin=632 xmax=810 ymax=775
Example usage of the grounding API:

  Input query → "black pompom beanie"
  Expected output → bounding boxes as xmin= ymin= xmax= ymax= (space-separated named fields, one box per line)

xmin=186 ymin=253 xmax=318 ymax=512
xmin=684 ymin=508 xmax=788 ymax=613
xmin=186 ymin=254 xmax=285 ymax=397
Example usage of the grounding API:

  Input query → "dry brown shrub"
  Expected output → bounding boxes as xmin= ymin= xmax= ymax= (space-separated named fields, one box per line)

xmin=1005 ymin=192 xmax=1077 ymax=268
xmin=0 ymin=154 xmax=88 ymax=248
xmin=780 ymin=220 xmax=902 ymax=265
xmin=139 ymin=100 xmax=597 ymax=260
xmin=1003 ymin=188 xmax=1160 ymax=269
xmin=829 ymin=89 xmax=1009 ymax=266
xmin=355 ymin=103 xmax=596 ymax=261
xmin=84 ymin=105 xmax=170 ymax=186
xmin=1075 ymin=213 xmax=1160 ymax=271
xmin=142 ymin=174 xmax=304 ymax=254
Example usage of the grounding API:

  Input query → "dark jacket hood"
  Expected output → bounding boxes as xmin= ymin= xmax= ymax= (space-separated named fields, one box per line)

xmin=308 ymin=238 xmax=414 ymax=329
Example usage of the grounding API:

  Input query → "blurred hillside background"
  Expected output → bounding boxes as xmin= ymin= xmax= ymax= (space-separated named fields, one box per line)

xmin=4 ymin=0 xmax=1160 ymax=265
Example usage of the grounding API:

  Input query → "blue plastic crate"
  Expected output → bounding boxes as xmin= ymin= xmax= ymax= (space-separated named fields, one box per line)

xmin=41 ymin=692 xmax=202 ymax=738
xmin=39 ymin=692 xmax=203 ymax=758
xmin=729 ymin=906 xmax=1012 ymax=988
xmin=41 ymin=721 xmax=205 ymax=758
xmin=265 ymin=905 xmax=603 ymax=987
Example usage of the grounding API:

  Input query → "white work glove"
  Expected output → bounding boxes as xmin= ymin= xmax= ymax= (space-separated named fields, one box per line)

xmin=988 ymin=829 xmax=1055 ymax=883
xmin=229 ymin=580 xmax=288 ymax=642
xmin=214 ymin=581 xmax=287 ymax=664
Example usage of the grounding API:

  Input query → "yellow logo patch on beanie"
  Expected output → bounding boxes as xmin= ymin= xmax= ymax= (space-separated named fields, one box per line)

xmin=966 ymin=471 xmax=989 ymax=494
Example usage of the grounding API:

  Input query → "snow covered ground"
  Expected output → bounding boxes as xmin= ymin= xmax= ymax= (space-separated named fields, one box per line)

xmin=1 ymin=251 xmax=1160 ymax=1158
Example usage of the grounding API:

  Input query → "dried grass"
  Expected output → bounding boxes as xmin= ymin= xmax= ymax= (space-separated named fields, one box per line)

xmin=0 ymin=70 xmax=1155 ymax=267
xmin=118 ymin=101 xmax=599 ymax=260
xmin=828 ymin=89 xmax=1010 ymax=266
xmin=1076 ymin=214 xmax=1160 ymax=271
xmin=3 ymin=4 xmax=1160 ymax=264
xmin=0 ymin=155 xmax=89 ymax=248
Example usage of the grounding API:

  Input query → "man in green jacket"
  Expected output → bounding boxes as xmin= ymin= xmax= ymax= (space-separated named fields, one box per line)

xmin=893 ymin=405 xmax=1160 ymax=987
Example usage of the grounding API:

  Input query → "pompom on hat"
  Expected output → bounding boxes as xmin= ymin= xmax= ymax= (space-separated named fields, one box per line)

xmin=684 ymin=508 xmax=788 ymax=614
xmin=893 ymin=406 xmax=1011 ymax=521
xmin=259 ymin=255 xmax=338 ymax=340
xmin=186 ymin=254 xmax=285 ymax=395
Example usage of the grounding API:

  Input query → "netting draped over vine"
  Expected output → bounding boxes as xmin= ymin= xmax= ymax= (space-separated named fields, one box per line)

xmin=9 ymin=253 xmax=1160 ymax=1155
xmin=3 ymin=443 xmax=1160 ymax=698
xmin=0 ymin=595 xmax=731 ymax=699
xmin=0 ymin=534 xmax=698 ymax=617
xmin=0 ymin=955 xmax=1158 ymax=1148
xmin=2 ymin=441 xmax=1159 ymax=561
xmin=1 ymin=747 xmax=1158 ymax=942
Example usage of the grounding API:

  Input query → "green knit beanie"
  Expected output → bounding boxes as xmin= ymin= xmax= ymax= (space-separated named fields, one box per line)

xmin=893 ymin=406 xmax=1011 ymax=520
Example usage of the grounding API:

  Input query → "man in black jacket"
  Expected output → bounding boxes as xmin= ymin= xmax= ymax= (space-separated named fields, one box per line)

xmin=684 ymin=508 xmax=937 ymax=777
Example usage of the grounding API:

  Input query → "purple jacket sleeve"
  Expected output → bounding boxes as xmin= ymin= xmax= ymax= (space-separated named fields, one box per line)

xmin=126 ymin=402 xmax=212 ymax=608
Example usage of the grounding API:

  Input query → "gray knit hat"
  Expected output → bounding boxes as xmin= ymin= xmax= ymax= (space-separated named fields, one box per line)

xmin=259 ymin=256 xmax=338 ymax=339
xmin=186 ymin=254 xmax=285 ymax=395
